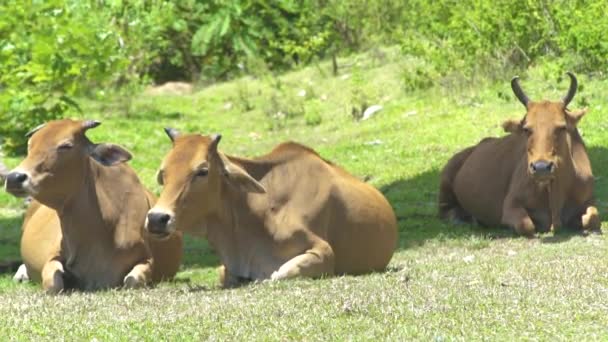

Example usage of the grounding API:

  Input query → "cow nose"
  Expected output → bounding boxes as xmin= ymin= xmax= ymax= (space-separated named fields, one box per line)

xmin=5 ymin=172 xmax=28 ymax=189
xmin=146 ymin=211 xmax=172 ymax=234
xmin=530 ymin=160 xmax=554 ymax=174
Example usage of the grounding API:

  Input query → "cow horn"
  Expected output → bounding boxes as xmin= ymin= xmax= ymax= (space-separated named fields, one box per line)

xmin=562 ymin=71 xmax=577 ymax=106
xmin=164 ymin=127 xmax=180 ymax=142
xmin=25 ymin=123 xmax=46 ymax=138
xmin=511 ymin=76 xmax=529 ymax=107
xmin=209 ymin=134 xmax=222 ymax=151
xmin=82 ymin=120 xmax=101 ymax=130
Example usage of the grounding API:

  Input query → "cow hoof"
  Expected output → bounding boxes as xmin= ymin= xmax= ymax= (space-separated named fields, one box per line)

xmin=514 ymin=218 xmax=536 ymax=237
xmin=13 ymin=264 xmax=30 ymax=283
xmin=123 ymin=274 xmax=145 ymax=289
xmin=270 ymin=271 xmax=284 ymax=281
xmin=43 ymin=283 xmax=64 ymax=295
xmin=582 ymin=207 xmax=600 ymax=232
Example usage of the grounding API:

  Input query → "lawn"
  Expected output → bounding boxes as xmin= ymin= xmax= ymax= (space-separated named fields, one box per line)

xmin=1 ymin=48 xmax=608 ymax=340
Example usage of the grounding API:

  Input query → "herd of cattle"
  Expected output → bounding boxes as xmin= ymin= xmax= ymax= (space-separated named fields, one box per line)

xmin=0 ymin=72 xmax=600 ymax=293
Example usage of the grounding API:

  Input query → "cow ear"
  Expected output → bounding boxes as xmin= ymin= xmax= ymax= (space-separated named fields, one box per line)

xmin=566 ymin=107 xmax=588 ymax=126
xmin=206 ymin=134 xmax=265 ymax=194
xmin=223 ymin=163 xmax=267 ymax=194
xmin=502 ymin=119 xmax=523 ymax=133
xmin=89 ymin=143 xmax=132 ymax=166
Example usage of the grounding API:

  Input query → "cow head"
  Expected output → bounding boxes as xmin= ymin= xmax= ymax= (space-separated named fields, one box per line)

xmin=502 ymin=72 xmax=587 ymax=182
xmin=146 ymin=129 xmax=265 ymax=237
xmin=4 ymin=119 xmax=132 ymax=208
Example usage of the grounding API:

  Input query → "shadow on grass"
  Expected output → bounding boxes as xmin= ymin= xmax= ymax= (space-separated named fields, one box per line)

xmin=0 ymin=214 xmax=23 ymax=274
xmin=380 ymin=168 xmax=513 ymax=251
xmin=0 ymin=206 xmax=220 ymax=274
xmin=381 ymin=146 xmax=608 ymax=250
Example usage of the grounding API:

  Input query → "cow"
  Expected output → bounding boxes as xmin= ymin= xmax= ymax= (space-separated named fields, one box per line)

xmin=439 ymin=72 xmax=600 ymax=236
xmin=4 ymin=119 xmax=183 ymax=293
xmin=145 ymin=130 xmax=398 ymax=287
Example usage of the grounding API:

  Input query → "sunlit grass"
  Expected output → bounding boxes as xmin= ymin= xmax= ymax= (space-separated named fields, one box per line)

xmin=1 ymin=48 xmax=607 ymax=339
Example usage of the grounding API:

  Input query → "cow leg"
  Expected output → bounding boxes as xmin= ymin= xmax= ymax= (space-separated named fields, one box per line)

xmin=502 ymin=203 xmax=535 ymax=237
xmin=41 ymin=260 xmax=65 ymax=294
xmin=123 ymin=261 xmax=152 ymax=289
xmin=581 ymin=206 xmax=600 ymax=232
xmin=438 ymin=146 xmax=475 ymax=223
xmin=271 ymin=240 xmax=335 ymax=281
xmin=548 ymin=185 xmax=565 ymax=233
xmin=218 ymin=265 xmax=244 ymax=288
xmin=13 ymin=264 xmax=30 ymax=283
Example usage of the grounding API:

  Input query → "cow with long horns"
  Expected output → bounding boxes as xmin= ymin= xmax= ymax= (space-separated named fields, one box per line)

xmin=439 ymin=72 xmax=599 ymax=236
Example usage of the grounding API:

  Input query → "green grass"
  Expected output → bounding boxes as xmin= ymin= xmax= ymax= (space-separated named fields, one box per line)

xmin=2 ymin=47 xmax=608 ymax=340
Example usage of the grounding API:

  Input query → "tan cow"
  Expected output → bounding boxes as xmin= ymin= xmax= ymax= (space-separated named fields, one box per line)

xmin=439 ymin=72 xmax=600 ymax=236
xmin=145 ymin=130 xmax=397 ymax=287
xmin=4 ymin=119 xmax=183 ymax=293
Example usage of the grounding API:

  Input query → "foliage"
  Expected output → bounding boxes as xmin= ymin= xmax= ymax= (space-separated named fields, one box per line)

xmin=0 ymin=0 xmax=176 ymax=154
xmin=2 ymin=51 xmax=608 ymax=340
xmin=398 ymin=0 xmax=608 ymax=88
xmin=3 ymin=0 xmax=608 ymax=154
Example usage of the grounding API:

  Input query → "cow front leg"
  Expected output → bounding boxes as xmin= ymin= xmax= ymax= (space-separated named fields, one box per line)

xmin=271 ymin=240 xmax=335 ymax=280
xmin=502 ymin=204 xmax=535 ymax=237
xmin=41 ymin=260 xmax=65 ymax=294
xmin=123 ymin=261 xmax=152 ymax=289
xmin=581 ymin=206 xmax=600 ymax=232
xmin=548 ymin=185 xmax=565 ymax=233
xmin=218 ymin=265 xmax=243 ymax=288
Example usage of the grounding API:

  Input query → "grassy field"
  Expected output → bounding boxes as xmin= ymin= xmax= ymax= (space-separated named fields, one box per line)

xmin=1 ymin=48 xmax=608 ymax=340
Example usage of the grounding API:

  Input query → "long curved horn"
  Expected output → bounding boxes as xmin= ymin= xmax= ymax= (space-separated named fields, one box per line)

xmin=562 ymin=72 xmax=577 ymax=106
xmin=511 ymin=76 xmax=529 ymax=107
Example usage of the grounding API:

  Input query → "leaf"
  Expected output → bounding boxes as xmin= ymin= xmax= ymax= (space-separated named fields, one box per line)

xmin=219 ymin=14 xmax=231 ymax=37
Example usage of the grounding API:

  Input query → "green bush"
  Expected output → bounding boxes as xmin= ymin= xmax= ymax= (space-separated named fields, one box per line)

xmin=0 ymin=0 xmax=177 ymax=154
xmin=3 ymin=0 xmax=608 ymax=155
xmin=398 ymin=0 xmax=608 ymax=87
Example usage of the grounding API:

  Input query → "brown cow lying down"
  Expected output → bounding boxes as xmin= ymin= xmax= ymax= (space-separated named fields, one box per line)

xmin=439 ymin=72 xmax=600 ymax=236
xmin=4 ymin=119 xmax=183 ymax=293
xmin=145 ymin=130 xmax=398 ymax=287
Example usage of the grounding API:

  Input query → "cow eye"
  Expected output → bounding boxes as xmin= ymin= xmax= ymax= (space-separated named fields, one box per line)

xmin=557 ymin=125 xmax=567 ymax=132
xmin=57 ymin=142 xmax=74 ymax=150
xmin=522 ymin=127 xmax=532 ymax=135
xmin=194 ymin=168 xmax=209 ymax=177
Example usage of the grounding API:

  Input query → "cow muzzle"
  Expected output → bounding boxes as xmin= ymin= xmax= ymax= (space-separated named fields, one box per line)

xmin=145 ymin=210 xmax=175 ymax=238
xmin=4 ymin=171 xmax=31 ymax=197
xmin=529 ymin=160 xmax=555 ymax=179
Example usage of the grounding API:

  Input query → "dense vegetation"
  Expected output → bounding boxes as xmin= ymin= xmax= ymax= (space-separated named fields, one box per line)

xmin=1 ymin=48 xmax=608 ymax=339
xmin=2 ymin=0 xmax=608 ymax=153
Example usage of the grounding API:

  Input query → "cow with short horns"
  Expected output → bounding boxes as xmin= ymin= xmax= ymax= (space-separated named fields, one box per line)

xmin=4 ymin=119 xmax=183 ymax=293
xmin=146 ymin=130 xmax=398 ymax=287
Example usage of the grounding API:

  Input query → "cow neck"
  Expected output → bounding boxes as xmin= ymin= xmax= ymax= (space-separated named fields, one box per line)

xmin=207 ymin=156 xmax=271 ymax=270
xmin=555 ymin=130 xmax=578 ymax=185
xmin=227 ymin=154 xmax=274 ymax=180
xmin=57 ymin=158 xmax=110 ymax=237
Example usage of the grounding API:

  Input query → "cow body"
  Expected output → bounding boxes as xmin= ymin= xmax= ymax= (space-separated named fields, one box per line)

xmin=5 ymin=119 xmax=182 ymax=292
xmin=439 ymin=73 xmax=599 ymax=236
xmin=147 ymin=133 xmax=397 ymax=287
